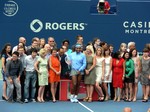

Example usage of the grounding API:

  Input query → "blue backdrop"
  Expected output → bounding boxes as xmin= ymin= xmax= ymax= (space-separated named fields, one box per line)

xmin=0 ymin=0 xmax=150 ymax=51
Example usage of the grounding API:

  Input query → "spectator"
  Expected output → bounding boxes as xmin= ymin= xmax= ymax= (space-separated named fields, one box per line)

xmin=100 ymin=41 xmax=108 ymax=50
xmin=39 ymin=38 xmax=46 ymax=49
xmin=48 ymin=48 xmax=61 ymax=103
xmin=26 ymin=38 xmax=39 ymax=55
xmin=127 ymin=42 xmax=136 ymax=52
xmin=145 ymin=43 xmax=150 ymax=57
xmin=44 ymin=44 xmax=51 ymax=59
xmin=62 ymin=39 xmax=72 ymax=55
xmin=97 ymin=0 xmax=110 ymax=14
xmin=123 ymin=51 xmax=134 ymax=102
xmin=103 ymin=47 xmax=112 ymax=101
xmin=130 ymin=49 xmax=140 ymax=102
xmin=112 ymin=51 xmax=125 ymax=102
xmin=92 ymin=38 xmax=101 ymax=53
xmin=119 ymin=43 xmax=127 ymax=57
xmin=95 ymin=47 xmax=105 ymax=101
xmin=83 ymin=45 xmax=96 ymax=102
xmin=58 ymin=47 xmax=70 ymax=79
xmin=108 ymin=44 xmax=114 ymax=57
xmin=72 ymin=35 xmax=86 ymax=52
xmin=0 ymin=43 xmax=12 ymax=101
xmin=24 ymin=48 xmax=38 ymax=103
xmin=6 ymin=51 xmax=23 ymax=103
xmin=108 ymin=44 xmax=115 ymax=99
xmin=12 ymin=37 xmax=27 ymax=53
xmin=48 ymin=37 xmax=57 ymax=49
xmin=12 ymin=42 xmax=26 ymax=53
xmin=139 ymin=48 xmax=150 ymax=102
xmin=34 ymin=37 xmax=40 ymax=49
xmin=18 ymin=47 xmax=27 ymax=100
xmin=43 ymin=44 xmax=51 ymax=100
xmin=34 ymin=49 xmax=48 ymax=102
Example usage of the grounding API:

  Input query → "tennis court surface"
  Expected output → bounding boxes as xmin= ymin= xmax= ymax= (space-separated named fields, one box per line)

xmin=0 ymin=81 xmax=149 ymax=112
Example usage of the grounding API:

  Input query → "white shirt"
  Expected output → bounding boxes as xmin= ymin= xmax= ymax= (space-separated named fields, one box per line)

xmin=24 ymin=55 xmax=38 ymax=72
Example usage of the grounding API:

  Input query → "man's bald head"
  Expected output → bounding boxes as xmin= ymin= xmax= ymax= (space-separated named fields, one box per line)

xmin=123 ymin=107 xmax=132 ymax=112
xmin=19 ymin=37 xmax=26 ymax=44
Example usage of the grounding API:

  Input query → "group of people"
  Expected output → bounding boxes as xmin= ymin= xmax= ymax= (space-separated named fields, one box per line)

xmin=0 ymin=35 xmax=150 ymax=104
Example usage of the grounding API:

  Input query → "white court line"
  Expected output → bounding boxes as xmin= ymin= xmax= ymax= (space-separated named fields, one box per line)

xmin=78 ymin=101 xmax=94 ymax=112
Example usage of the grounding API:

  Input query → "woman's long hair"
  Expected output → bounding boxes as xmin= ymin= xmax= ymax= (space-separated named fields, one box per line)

xmin=0 ymin=43 xmax=12 ymax=59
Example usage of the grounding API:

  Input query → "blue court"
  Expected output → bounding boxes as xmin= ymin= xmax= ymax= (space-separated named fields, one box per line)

xmin=0 ymin=81 xmax=149 ymax=112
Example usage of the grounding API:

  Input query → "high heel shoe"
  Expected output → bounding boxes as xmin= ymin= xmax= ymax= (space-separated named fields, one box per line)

xmin=113 ymin=97 xmax=117 ymax=101
xmin=53 ymin=100 xmax=56 ymax=103
xmin=124 ymin=97 xmax=129 ymax=102
xmin=83 ymin=97 xmax=89 ymax=102
xmin=128 ymin=98 xmax=132 ymax=102
xmin=88 ymin=97 xmax=92 ymax=103
xmin=99 ymin=96 xmax=104 ymax=102
xmin=2 ymin=96 xmax=8 ymax=101
xmin=105 ymin=96 xmax=109 ymax=101
xmin=41 ymin=99 xmax=45 ymax=102
xmin=132 ymin=98 xmax=136 ymax=102
xmin=117 ymin=97 xmax=120 ymax=102
xmin=142 ymin=99 xmax=148 ymax=102
xmin=37 ymin=97 xmax=42 ymax=103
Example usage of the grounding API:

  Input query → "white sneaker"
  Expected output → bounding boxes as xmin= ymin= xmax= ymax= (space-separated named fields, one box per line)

xmin=70 ymin=95 xmax=75 ymax=103
xmin=73 ymin=97 xmax=78 ymax=103
xmin=31 ymin=99 xmax=36 ymax=102
xmin=24 ymin=99 xmax=28 ymax=103
xmin=70 ymin=97 xmax=75 ymax=103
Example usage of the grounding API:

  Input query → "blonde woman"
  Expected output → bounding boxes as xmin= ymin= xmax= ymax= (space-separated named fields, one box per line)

xmin=34 ymin=48 xmax=48 ymax=102
xmin=103 ymin=47 xmax=112 ymax=101
xmin=83 ymin=45 xmax=96 ymax=102
xmin=119 ymin=43 xmax=127 ymax=57
xmin=95 ymin=47 xmax=105 ymax=101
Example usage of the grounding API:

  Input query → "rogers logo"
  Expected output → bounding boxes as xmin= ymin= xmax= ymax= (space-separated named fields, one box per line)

xmin=30 ymin=19 xmax=43 ymax=33
xmin=30 ymin=19 xmax=87 ymax=33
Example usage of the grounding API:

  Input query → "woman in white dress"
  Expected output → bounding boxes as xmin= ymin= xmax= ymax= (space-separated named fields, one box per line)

xmin=95 ymin=47 xmax=105 ymax=101
xmin=103 ymin=47 xmax=112 ymax=101
xmin=130 ymin=48 xmax=140 ymax=102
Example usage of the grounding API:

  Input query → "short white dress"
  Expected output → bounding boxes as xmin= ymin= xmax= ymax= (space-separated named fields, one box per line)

xmin=132 ymin=57 xmax=139 ymax=83
xmin=103 ymin=56 xmax=112 ymax=83
xmin=95 ymin=57 xmax=105 ymax=84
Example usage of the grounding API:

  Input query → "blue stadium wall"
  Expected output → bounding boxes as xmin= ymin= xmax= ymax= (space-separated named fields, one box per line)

xmin=0 ymin=0 xmax=150 ymax=51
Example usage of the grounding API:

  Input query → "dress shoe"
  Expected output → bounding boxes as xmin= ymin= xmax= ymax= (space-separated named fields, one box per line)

xmin=142 ymin=99 xmax=148 ymax=102
xmin=53 ymin=100 xmax=56 ymax=103
xmin=2 ymin=96 xmax=8 ymax=101
xmin=7 ymin=99 xmax=14 ymax=103
xmin=17 ymin=99 xmax=24 ymax=104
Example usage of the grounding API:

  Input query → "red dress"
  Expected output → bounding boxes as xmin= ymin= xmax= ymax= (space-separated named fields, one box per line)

xmin=112 ymin=58 xmax=124 ymax=88
xmin=48 ymin=55 xmax=61 ymax=83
